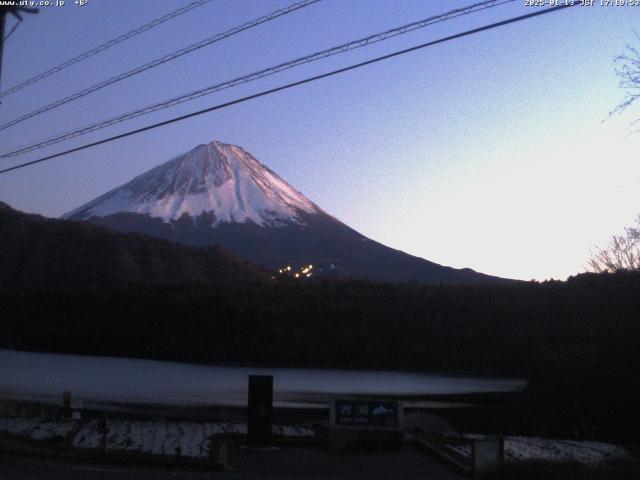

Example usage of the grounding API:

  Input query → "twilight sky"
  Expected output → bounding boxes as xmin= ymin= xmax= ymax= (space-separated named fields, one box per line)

xmin=0 ymin=0 xmax=638 ymax=281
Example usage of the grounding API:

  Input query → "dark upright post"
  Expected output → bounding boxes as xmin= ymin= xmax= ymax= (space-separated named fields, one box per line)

xmin=247 ymin=375 xmax=273 ymax=447
xmin=0 ymin=10 xmax=6 ymax=86
xmin=102 ymin=412 xmax=109 ymax=455
xmin=62 ymin=391 xmax=71 ymax=420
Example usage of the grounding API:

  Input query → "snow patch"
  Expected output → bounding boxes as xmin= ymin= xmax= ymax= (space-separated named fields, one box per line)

xmin=0 ymin=417 xmax=314 ymax=459
xmin=63 ymin=140 xmax=322 ymax=227
xmin=444 ymin=436 xmax=628 ymax=465
xmin=0 ymin=417 xmax=75 ymax=441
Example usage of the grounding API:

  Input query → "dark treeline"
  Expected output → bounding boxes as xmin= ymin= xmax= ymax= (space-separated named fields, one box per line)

xmin=0 ymin=202 xmax=268 ymax=288
xmin=1 ymin=271 xmax=639 ymax=439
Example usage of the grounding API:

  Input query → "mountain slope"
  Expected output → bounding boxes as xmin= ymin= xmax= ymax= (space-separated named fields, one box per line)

xmin=0 ymin=202 xmax=267 ymax=290
xmin=65 ymin=140 xmax=509 ymax=285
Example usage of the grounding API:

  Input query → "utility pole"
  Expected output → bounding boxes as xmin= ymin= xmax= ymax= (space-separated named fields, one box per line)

xmin=0 ymin=8 xmax=6 ymax=89
xmin=0 ymin=6 xmax=39 ymax=93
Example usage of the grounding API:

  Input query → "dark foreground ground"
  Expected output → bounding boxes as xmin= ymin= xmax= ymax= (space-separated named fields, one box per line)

xmin=0 ymin=447 xmax=464 ymax=480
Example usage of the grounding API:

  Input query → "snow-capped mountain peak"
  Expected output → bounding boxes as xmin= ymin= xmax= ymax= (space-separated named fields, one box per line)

xmin=64 ymin=140 xmax=322 ymax=226
xmin=62 ymin=139 xmax=508 ymax=284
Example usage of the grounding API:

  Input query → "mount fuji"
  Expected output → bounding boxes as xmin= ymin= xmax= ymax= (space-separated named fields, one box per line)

xmin=64 ymin=140 xmax=506 ymax=284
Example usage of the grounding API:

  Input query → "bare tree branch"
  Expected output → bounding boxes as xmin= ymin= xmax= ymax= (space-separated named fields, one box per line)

xmin=587 ymin=216 xmax=640 ymax=273
xmin=609 ymin=32 xmax=640 ymax=128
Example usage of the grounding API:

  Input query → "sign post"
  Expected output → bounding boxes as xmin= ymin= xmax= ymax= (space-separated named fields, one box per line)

xmin=62 ymin=391 xmax=71 ymax=420
xmin=101 ymin=412 xmax=109 ymax=455
xmin=247 ymin=375 xmax=273 ymax=447
xmin=70 ymin=398 xmax=83 ymax=421
xmin=471 ymin=436 xmax=504 ymax=479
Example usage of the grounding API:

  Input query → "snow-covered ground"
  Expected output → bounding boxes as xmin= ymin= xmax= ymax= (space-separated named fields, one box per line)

xmin=0 ymin=417 xmax=76 ymax=441
xmin=445 ymin=436 xmax=628 ymax=465
xmin=0 ymin=417 xmax=314 ymax=459
xmin=0 ymin=416 xmax=628 ymax=465
xmin=0 ymin=349 xmax=526 ymax=408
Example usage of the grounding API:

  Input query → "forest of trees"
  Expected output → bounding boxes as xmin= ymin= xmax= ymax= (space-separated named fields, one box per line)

xmin=1 ymin=271 xmax=639 ymax=439
xmin=0 ymin=201 xmax=268 ymax=288
xmin=1 ymin=201 xmax=639 ymax=439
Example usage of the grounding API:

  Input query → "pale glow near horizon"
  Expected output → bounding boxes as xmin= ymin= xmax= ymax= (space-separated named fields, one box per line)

xmin=359 ymin=118 xmax=640 ymax=281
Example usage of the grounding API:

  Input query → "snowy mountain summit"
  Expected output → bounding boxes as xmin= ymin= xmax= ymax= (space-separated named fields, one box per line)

xmin=64 ymin=140 xmax=509 ymax=285
xmin=64 ymin=141 xmax=322 ymax=227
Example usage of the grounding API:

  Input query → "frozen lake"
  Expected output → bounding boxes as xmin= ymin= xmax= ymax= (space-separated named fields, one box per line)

xmin=0 ymin=349 xmax=526 ymax=408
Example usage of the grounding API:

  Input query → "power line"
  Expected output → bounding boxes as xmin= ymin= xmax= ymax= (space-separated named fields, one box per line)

xmin=0 ymin=0 xmax=214 ymax=99
xmin=0 ymin=4 xmax=577 ymax=176
xmin=0 ymin=0 xmax=321 ymax=132
xmin=0 ymin=0 xmax=512 ymax=157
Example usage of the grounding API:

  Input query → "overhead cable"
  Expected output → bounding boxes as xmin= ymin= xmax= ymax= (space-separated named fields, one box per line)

xmin=0 ymin=0 xmax=512 ymax=156
xmin=0 ymin=0 xmax=215 ymax=98
xmin=0 ymin=0 xmax=321 ymax=131
xmin=0 ymin=4 xmax=577 ymax=175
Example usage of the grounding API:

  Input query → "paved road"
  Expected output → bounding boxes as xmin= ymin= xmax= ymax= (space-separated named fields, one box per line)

xmin=0 ymin=446 xmax=466 ymax=480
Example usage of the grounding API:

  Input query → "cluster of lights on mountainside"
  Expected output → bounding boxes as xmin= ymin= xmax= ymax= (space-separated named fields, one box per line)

xmin=272 ymin=264 xmax=314 ymax=280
